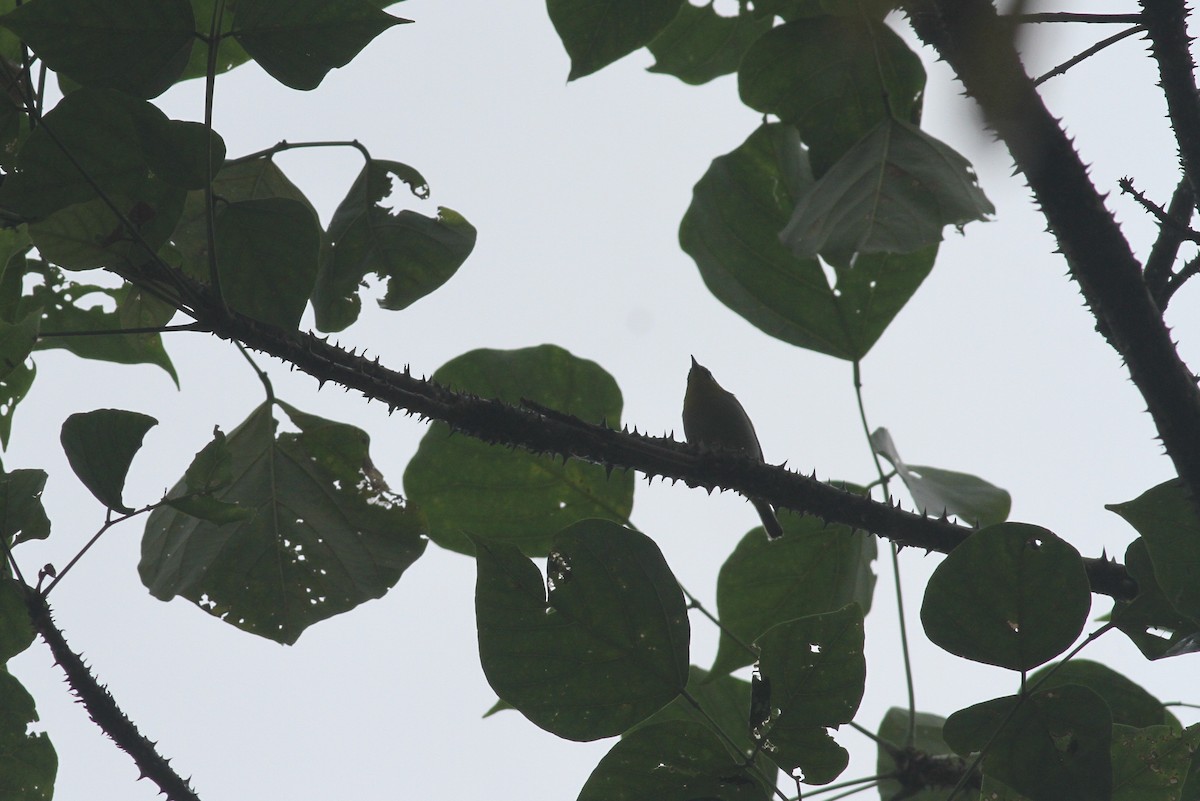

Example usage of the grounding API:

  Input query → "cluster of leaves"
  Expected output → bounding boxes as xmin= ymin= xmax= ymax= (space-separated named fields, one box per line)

xmin=0 ymin=1 xmax=1197 ymax=801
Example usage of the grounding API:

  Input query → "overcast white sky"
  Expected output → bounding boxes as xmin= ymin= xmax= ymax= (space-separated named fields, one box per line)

xmin=8 ymin=1 xmax=1200 ymax=799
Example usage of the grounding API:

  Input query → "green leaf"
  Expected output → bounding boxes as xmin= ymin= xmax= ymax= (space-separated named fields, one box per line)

xmin=876 ymin=708 xmax=969 ymax=801
xmin=1111 ymin=538 xmax=1200 ymax=659
xmin=0 ymin=577 xmax=32 ymax=659
xmin=27 ymin=176 xmax=186 ymax=269
xmin=0 ymin=668 xmax=56 ymax=801
xmin=0 ymin=0 xmax=194 ymax=99
xmin=139 ymin=401 xmax=427 ymax=644
xmin=739 ymin=16 xmax=924 ymax=174
xmin=232 ymin=0 xmax=408 ymax=90
xmin=473 ymin=520 xmax=689 ymax=741
xmin=60 ymin=408 xmax=157 ymax=513
xmin=546 ymin=0 xmax=683 ymax=81
xmin=646 ymin=3 xmax=773 ymax=86
xmin=920 ymin=523 xmax=1090 ymax=671
xmin=1028 ymin=660 xmax=1176 ymax=729
xmin=404 ymin=345 xmax=634 ymax=557
xmin=680 ymin=123 xmax=935 ymax=360
xmin=780 ymin=117 xmax=994 ymax=263
xmin=164 ymin=428 xmax=254 ymax=523
xmin=0 ymin=468 xmax=49 ymax=546
xmin=1107 ymin=480 xmax=1200 ymax=622
xmin=172 ymin=157 xmax=319 ymax=281
xmin=579 ymin=720 xmax=767 ymax=801
xmin=179 ymin=0 xmax=251 ymax=82
xmin=752 ymin=604 xmax=865 ymax=785
xmin=0 ymin=310 xmax=38 ymax=382
xmin=17 ymin=262 xmax=179 ymax=384
xmin=214 ymin=198 xmax=320 ymax=329
xmin=873 ymin=428 xmax=1011 ymax=527
xmin=1110 ymin=724 xmax=1200 ymax=801
xmin=709 ymin=508 xmax=876 ymax=676
xmin=0 ymin=88 xmax=224 ymax=219
xmin=943 ymin=686 xmax=1113 ymax=801
xmin=0 ymin=363 xmax=33 ymax=448
xmin=313 ymin=159 xmax=476 ymax=332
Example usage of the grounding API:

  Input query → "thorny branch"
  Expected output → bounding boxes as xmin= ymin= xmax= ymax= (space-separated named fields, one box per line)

xmin=904 ymin=0 xmax=1200 ymax=525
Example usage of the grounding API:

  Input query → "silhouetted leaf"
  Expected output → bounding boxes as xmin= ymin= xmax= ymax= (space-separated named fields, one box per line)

xmin=314 ymin=159 xmax=475 ymax=332
xmin=0 ymin=0 xmax=194 ymax=98
xmin=0 ymin=669 xmax=56 ymax=801
xmin=781 ymin=117 xmax=993 ymax=263
xmin=873 ymin=428 xmax=1011 ymax=527
xmin=60 ymin=409 xmax=157 ymax=513
xmin=140 ymin=402 xmax=426 ymax=644
xmin=579 ymin=720 xmax=766 ymax=801
xmin=752 ymin=604 xmax=864 ymax=785
xmin=1108 ymin=480 xmax=1200 ymax=621
xmin=681 ymin=123 xmax=935 ymax=360
xmin=921 ymin=523 xmax=1089 ymax=670
xmin=647 ymin=3 xmax=772 ymax=86
xmin=710 ymin=509 xmax=875 ymax=676
xmin=474 ymin=520 xmax=688 ymax=741
xmin=233 ymin=0 xmax=408 ymax=90
xmin=404 ymin=345 xmax=634 ymax=556
xmin=547 ymin=0 xmax=682 ymax=80
xmin=944 ymin=686 xmax=1112 ymax=801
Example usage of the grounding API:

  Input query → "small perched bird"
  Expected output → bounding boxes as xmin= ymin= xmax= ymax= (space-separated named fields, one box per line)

xmin=683 ymin=357 xmax=784 ymax=539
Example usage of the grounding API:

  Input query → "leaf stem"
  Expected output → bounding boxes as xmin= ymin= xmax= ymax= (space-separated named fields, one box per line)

xmin=853 ymin=360 xmax=917 ymax=747
xmin=42 ymin=505 xmax=156 ymax=596
xmin=205 ymin=0 xmax=228 ymax=311
xmin=1033 ymin=25 xmax=1145 ymax=86
xmin=226 ymin=138 xmax=373 ymax=166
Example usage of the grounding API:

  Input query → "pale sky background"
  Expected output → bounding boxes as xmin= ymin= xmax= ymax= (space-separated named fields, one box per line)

xmin=8 ymin=1 xmax=1200 ymax=799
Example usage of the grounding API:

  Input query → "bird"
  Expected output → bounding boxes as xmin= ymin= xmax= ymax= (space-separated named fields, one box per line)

xmin=682 ymin=356 xmax=784 ymax=539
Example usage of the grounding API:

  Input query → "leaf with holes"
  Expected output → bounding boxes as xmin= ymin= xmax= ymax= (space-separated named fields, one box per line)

xmin=404 ymin=345 xmax=634 ymax=557
xmin=944 ymin=686 xmax=1112 ymax=801
xmin=710 ymin=507 xmax=876 ymax=677
xmin=647 ymin=2 xmax=772 ymax=86
xmin=0 ymin=468 xmax=50 ymax=547
xmin=0 ymin=669 xmax=56 ymax=801
xmin=921 ymin=523 xmax=1090 ymax=670
xmin=314 ymin=159 xmax=476 ymax=332
xmin=139 ymin=401 xmax=426 ymax=644
xmin=474 ymin=520 xmax=689 ymax=741
xmin=1111 ymin=538 xmax=1200 ymax=660
xmin=751 ymin=603 xmax=865 ymax=785
xmin=17 ymin=262 xmax=178 ymax=383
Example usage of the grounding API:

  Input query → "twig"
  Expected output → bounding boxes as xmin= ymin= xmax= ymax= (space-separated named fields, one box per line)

xmin=1006 ymin=12 xmax=1143 ymax=25
xmin=1033 ymin=25 xmax=1144 ymax=86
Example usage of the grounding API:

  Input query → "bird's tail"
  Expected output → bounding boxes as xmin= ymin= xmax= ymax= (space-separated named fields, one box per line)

xmin=752 ymin=499 xmax=784 ymax=540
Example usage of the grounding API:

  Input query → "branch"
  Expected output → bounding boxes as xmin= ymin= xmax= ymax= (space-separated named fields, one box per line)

xmin=903 ymin=0 xmax=1200 ymax=519
xmin=22 ymin=587 xmax=201 ymax=801
xmin=1033 ymin=25 xmax=1144 ymax=87
xmin=128 ymin=262 xmax=1136 ymax=600
xmin=1140 ymin=1 xmax=1200 ymax=204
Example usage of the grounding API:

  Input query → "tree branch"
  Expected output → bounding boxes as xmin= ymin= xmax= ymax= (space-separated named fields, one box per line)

xmin=23 ymin=587 xmax=201 ymax=801
xmin=128 ymin=263 xmax=1135 ymax=600
xmin=903 ymin=0 xmax=1200 ymax=519
xmin=1140 ymin=0 xmax=1200 ymax=204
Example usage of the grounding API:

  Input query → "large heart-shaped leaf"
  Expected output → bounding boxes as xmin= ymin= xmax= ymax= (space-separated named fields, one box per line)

xmin=404 ymin=345 xmax=634 ymax=557
xmin=140 ymin=401 xmax=426 ymax=644
xmin=474 ymin=520 xmax=689 ymax=741
xmin=681 ymin=123 xmax=935 ymax=360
